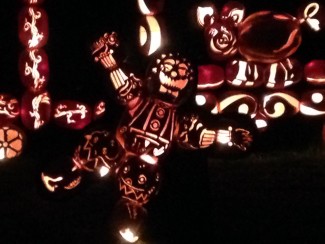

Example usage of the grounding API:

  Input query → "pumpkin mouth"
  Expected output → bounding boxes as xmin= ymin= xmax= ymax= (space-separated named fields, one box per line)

xmin=41 ymin=173 xmax=82 ymax=192
xmin=119 ymin=177 xmax=156 ymax=204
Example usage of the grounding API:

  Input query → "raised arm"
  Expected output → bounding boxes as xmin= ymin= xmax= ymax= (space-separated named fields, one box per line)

xmin=91 ymin=32 xmax=143 ymax=107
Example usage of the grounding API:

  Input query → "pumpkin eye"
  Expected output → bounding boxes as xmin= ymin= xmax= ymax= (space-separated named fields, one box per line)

xmin=125 ymin=178 xmax=132 ymax=185
xmin=138 ymin=174 xmax=147 ymax=184
xmin=123 ymin=166 xmax=130 ymax=174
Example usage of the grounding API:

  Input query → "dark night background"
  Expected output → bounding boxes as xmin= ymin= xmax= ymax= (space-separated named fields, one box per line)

xmin=1 ymin=0 xmax=325 ymax=243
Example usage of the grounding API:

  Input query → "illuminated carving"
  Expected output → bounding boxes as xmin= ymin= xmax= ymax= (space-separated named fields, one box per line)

xmin=265 ymin=58 xmax=302 ymax=89
xmin=195 ymin=92 xmax=217 ymax=112
xmin=0 ymin=125 xmax=24 ymax=161
xmin=238 ymin=11 xmax=301 ymax=63
xmin=30 ymin=93 xmax=50 ymax=129
xmin=19 ymin=6 xmax=48 ymax=48
xmin=90 ymin=32 xmax=253 ymax=209
xmin=299 ymin=2 xmax=322 ymax=31
xmin=262 ymin=92 xmax=300 ymax=119
xmin=93 ymin=101 xmax=106 ymax=120
xmin=226 ymin=59 xmax=264 ymax=88
xmin=41 ymin=170 xmax=82 ymax=193
xmin=54 ymin=101 xmax=92 ymax=129
xmin=137 ymin=0 xmax=164 ymax=15
xmin=73 ymin=130 xmax=122 ymax=177
xmin=217 ymin=92 xmax=258 ymax=117
xmin=138 ymin=15 xmax=164 ymax=56
xmin=197 ymin=6 xmax=215 ymax=27
xmin=197 ymin=2 xmax=245 ymax=60
xmin=0 ymin=94 xmax=20 ymax=122
xmin=19 ymin=48 xmax=49 ymax=92
xmin=304 ymin=60 xmax=325 ymax=85
xmin=22 ymin=0 xmax=44 ymax=4
xmin=118 ymin=156 xmax=160 ymax=205
xmin=119 ymin=228 xmax=139 ymax=243
xmin=21 ymin=91 xmax=51 ymax=130
xmin=197 ymin=64 xmax=224 ymax=90
xmin=300 ymin=90 xmax=325 ymax=116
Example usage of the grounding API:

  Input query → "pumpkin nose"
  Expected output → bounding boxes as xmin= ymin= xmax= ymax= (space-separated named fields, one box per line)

xmin=171 ymin=71 xmax=177 ymax=78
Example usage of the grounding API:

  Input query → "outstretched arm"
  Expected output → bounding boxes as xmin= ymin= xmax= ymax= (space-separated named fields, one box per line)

xmin=91 ymin=32 xmax=143 ymax=107
xmin=177 ymin=114 xmax=253 ymax=151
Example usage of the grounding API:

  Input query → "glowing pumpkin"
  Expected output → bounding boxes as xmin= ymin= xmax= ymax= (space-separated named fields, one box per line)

xmin=53 ymin=100 xmax=92 ymax=130
xmin=304 ymin=60 xmax=325 ymax=85
xmin=19 ymin=48 xmax=49 ymax=93
xmin=238 ymin=11 xmax=301 ymax=63
xmin=197 ymin=64 xmax=224 ymax=90
xmin=20 ymin=91 xmax=51 ymax=130
xmin=0 ymin=125 xmax=25 ymax=161
xmin=117 ymin=156 xmax=160 ymax=205
xmin=137 ymin=0 xmax=164 ymax=15
xmin=262 ymin=92 xmax=300 ymax=119
xmin=18 ymin=6 xmax=49 ymax=49
xmin=0 ymin=94 xmax=20 ymax=124
xmin=138 ymin=15 xmax=165 ymax=56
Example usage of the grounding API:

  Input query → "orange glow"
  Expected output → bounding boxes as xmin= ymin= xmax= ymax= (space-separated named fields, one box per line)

xmin=139 ymin=16 xmax=162 ymax=55
xmin=216 ymin=127 xmax=232 ymax=145
xmin=29 ymin=92 xmax=50 ymax=129
xmin=119 ymin=228 xmax=139 ymax=243
xmin=138 ymin=0 xmax=152 ymax=15
xmin=263 ymin=93 xmax=299 ymax=118
xmin=0 ymin=125 xmax=24 ymax=161
xmin=99 ymin=166 xmax=110 ymax=177
xmin=140 ymin=154 xmax=158 ymax=165
xmin=54 ymin=104 xmax=88 ymax=124
xmin=0 ymin=95 xmax=19 ymax=119
xmin=24 ymin=7 xmax=44 ymax=48
xmin=25 ymin=49 xmax=46 ymax=90
xmin=95 ymin=101 xmax=105 ymax=116
xmin=41 ymin=173 xmax=63 ymax=192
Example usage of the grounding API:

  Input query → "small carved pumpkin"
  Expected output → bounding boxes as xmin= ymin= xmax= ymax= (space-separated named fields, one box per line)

xmin=0 ymin=125 xmax=25 ymax=161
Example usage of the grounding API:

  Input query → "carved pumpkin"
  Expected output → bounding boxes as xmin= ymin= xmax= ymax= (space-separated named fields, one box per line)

xmin=0 ymin=125 xmax=25 ymax=161
xmin=262 ymin=91 xmax=300 ymax=119
xmin=73 ymin=130 xmax=122 ymax=177
xmin=138 ymin=15 xmax=165 ymax=56
xmin=237 ymin=11 xmax=301 ymax=63
xmin=304 ymin=60 xmax=325 ymax=85
xmin=18 ymin=6 xmax=49 ymax=49
xmin=0 ymin=94 xmax=20 ymax=124
xmin=300 ymin=89 xmax=325 ymax=117
xmin=53 ymin=100 xmax=92 ymax=130
xmin=40 ymin=156 xmax=83 ymax=195
xmin=117 ymin=156 xmax=160 ymax=205
xmin=197 ymin=64 xmax=224 ymax=90
xmin=20 ymin=91 xmax=51 ymax=130
xmin=19 ymin=48 xmax=49 ymax=93
xmin=137 ymin=0 xmax=164 ymax=15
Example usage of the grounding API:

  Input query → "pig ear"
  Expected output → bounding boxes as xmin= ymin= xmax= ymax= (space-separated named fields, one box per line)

xmin=197 ymin=4 xmax=218 ymax=27
xmin=221 ymin=1 xmax=245 ymax=26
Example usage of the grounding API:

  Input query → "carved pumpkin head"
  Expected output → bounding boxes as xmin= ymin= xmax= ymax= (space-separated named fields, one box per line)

xmin=40 ymin=156 xmax=82 ymax=195
xmin=147 ymin=52 xmax=195 ymax=106
xmin=198 ymin=1 xmax=245 ymax=60
xmin=117 ymin=156 xmax=160 ymax=205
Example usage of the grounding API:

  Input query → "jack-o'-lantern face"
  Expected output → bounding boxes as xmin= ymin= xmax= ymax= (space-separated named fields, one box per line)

xmin=148 ymin=53 xmax=195 ymax=105
xmin=41 ymin=169 xmax=82 ymax=193
xmin=118 ymin=156 xmax=160 ymax=205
